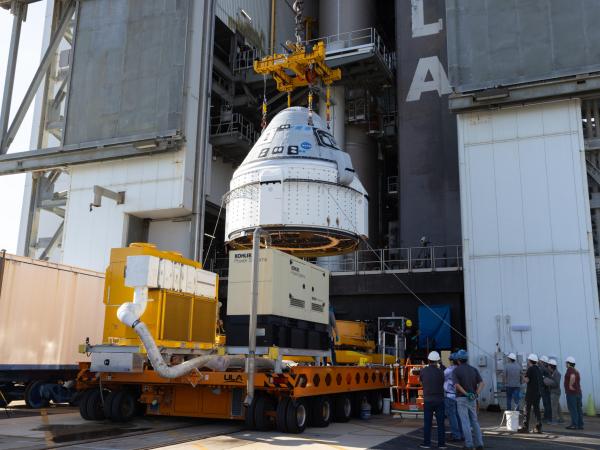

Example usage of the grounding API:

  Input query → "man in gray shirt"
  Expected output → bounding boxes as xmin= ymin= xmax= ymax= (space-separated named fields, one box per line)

xmin=505 ymin=353 xmax=522 ymax=410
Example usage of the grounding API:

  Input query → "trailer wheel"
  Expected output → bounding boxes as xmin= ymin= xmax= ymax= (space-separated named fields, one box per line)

xmin=276 ymin=397 xmax=290 ymax=432
xmin=79 ymin=390 xmax=93 ymax=420
xmin=333 ymin=394 xmax=352 ymax=422
xmin=0 ymin=388 xmax=8 ymax=408
xmin=310 ymin=396 xmax=331 ymax=427
xmin=24 ymin=380 xmax=49 ymax=409
xmin=253 ymin=395 xmax=275 ymax=431
xmin=351 ymin=392 xmax=369 ymax=418
xmin=85 ymin=389 xmax=106 ymax=421
xmin=105 ymin=390 xmax=137 ymax=422
xmin=285 ymin=399 xmax=307 ymax=434
xmin=369 ymin=391 xmax=384 ymax=415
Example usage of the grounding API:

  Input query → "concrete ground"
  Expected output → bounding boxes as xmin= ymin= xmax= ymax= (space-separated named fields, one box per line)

xmin=2 ymin=402 xmax=600 ymax=450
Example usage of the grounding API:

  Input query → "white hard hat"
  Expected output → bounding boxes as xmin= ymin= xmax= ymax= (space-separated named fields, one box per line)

xmin=549 ymin=359 xmax=557 ymax=366
xmin=528 ymin=353 xmax=539 ymax=362
xmin=507 ymin=352 xmax=517 ymax=360
xmin=540 ymin=355 xmax=549 ymax=363
xmin=566 ymin=356 xmax=576 ymax=365
xmin=428 ymin=351 xmax=441 ymax=362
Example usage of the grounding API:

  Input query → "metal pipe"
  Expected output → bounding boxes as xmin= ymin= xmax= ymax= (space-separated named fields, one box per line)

xmin=190 ymin=0 xmax=216 ymax=262
xmin=117 ymin=286 xmax=275 ymax=379
xmin=0 ymin=249 xmax=6 ymax=297
xmin=0 ymin=2 xmax=25 ymax=153
xmin=245 ymin=227 xmax=268 ymax=406
xmin=2 ymin=0 xmax=75 ymax=153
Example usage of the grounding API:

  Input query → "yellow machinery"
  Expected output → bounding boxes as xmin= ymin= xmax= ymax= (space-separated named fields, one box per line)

xmin=253 ymin=41 xmax=341 ymax=93
xmin=101 ymin=243 xmax=220 ymax=350
xmin=334 ymin=320 xmax=395 ymax=365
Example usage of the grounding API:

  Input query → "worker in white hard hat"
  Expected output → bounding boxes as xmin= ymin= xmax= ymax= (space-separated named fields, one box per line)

xmin=544 ymin=359 xmax=564 ymax=424
xmin=564 ymin=356 xmax=583 ymax=430
xmin=419 ymin=351 xmax=446 ymax=449
xmin=504 ymin=353 xmax=521 ymax=411
xmin=539 ymin=355 xmax=552 ymax=423
xmin=519 ymin=353 xmax=543 ymax=433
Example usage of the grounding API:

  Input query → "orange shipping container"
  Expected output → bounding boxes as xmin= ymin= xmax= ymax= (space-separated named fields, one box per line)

xmin=0 ymin=253 xmax=105 ymax=365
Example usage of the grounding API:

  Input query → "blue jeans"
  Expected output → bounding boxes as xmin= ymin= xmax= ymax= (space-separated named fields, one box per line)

xmin=423 ymin=399 xmax=445 ymax=447
xmin=542 ymin=388 xmax=552 ymax=421
xmin=445 ymin=396 xmax=463 ymax=439
xmin=506 ymin=387 xmax=520 ymax=411
xmin=566 ymin=393 xmax=584 ymax=428
xmin=456 ymin=396 xmax=483 ymax=448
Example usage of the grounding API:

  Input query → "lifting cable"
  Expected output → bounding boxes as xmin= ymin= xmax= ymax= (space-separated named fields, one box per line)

xmin=325 ymin=84 xmax=331 ymax=130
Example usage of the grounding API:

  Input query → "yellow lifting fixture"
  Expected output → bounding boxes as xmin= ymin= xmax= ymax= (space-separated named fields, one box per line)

xmin=254 ymin=1 xmax=340 ymax=129
xmin=253 ymin=41 xmax=341 ymax=93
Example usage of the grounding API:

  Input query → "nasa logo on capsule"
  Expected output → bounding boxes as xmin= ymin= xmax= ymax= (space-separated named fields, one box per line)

xmin=300 ymin=141 xmax=312 ymax=152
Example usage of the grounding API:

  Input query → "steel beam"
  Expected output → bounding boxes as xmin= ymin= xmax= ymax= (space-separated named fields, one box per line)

xmin=1 ymin=0 xmax=75 ymax=153
xmin=38 ymin=221 xmax=63 ymax=261
xmin=449 ymin=74 xmax=600 ymax=112
xmin=0 ymin=2 xmax=25 ymax=153
xmin=0 ymin=131 xmax=182 ymax=175
xmin=190 ymin=0 xmax=216 ymax=263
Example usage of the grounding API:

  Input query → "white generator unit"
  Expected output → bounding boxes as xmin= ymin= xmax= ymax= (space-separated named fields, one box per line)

xmin=226 ymin=249 xmax=330 ymax=350
xmin=224 ymin=107 xmax=369 ymax=257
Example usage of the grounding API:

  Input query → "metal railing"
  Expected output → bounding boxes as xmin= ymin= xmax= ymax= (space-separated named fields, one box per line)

xmin=387 ymin=176 xmax=398 ymax=194
xmin=317 ymin=246 xmax=463 ymax=274
xmin=209 ymin=246 xmax=462 ymax=279
xmin=210 ymin=113 xmax=259 ymax=144
xmin=234 ymin=47 xmax=262 ymax=73
xmin=305 ymin=27 xmax=396 ymax=74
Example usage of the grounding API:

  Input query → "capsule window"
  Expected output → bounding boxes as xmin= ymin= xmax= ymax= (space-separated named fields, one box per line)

xmin=314 ymin=129 xmax=340 ymax=150
xmin=277 ymin=123 xmax=291 ymax=131
xmin=258 ymin=148 xmax=269 ymax=158
xmin=272 ymin=146 xmax=284 ymax=154
xmin=287 ymin=145 xmax=299 ymax=155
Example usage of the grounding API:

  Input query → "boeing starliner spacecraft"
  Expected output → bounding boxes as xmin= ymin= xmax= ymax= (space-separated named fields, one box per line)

xmin=225 ymin=107 xmax=368 ymax=256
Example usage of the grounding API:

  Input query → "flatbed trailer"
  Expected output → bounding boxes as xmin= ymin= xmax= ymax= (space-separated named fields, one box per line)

xmin=76 ymin=361 xmax=391 ymax=433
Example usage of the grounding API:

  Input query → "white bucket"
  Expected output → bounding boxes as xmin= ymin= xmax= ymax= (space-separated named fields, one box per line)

xmin=383 ymin=398 xmax=391 ymax=415
xmin=505 ymin=410 xmax=520 ymax=431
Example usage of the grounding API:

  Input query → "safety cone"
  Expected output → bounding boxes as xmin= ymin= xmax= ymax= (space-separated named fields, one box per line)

xmin=585 ymin=394 xmax=597 ymax=416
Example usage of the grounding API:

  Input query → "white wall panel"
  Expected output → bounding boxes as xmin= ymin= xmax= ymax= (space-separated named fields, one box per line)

xmin=458 ymin=99 xmax=600 ymax=408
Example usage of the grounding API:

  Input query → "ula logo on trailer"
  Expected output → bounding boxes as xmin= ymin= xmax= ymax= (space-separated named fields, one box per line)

xmin=224 ymin=374 xmax=243 ymax=383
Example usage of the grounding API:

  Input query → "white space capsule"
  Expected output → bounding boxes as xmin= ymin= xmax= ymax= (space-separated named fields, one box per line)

xmin=224 ymin=107 xmax=368 ymax=256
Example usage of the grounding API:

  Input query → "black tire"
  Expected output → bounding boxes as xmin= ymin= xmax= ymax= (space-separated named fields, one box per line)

xmin=244 ymin=397 xmax=257 ymax=430
xmin=109 ymin=390 xmax=137 ymax=422
xmin=79 ymin=390 xmax=93 ymax=420
xmin=352 ymin=392 xmax=369 ymax=418
xmin=333 ymin=394 xmax=352 ymax=422
xmin=369 ymin=390 xmax=384 ymax=415
xmin=85 ymin=389 xmax=106 ymax=421
xmin=310 ymin=396 xmax=332 ymax=428
xmin=103 ymin=391 xmax=117 ymax=419
xmin=285 ymin=399 xmax=308 ymax=434
xmin=24 ymin=380 xmax=49 ymax=409
xmin=253 ymin=395 xmax=275 ymax=431
xmin=0 ymin=388 xmax=8 ymax=408
xmin=276 ymin=397 xmax=290 ymax=432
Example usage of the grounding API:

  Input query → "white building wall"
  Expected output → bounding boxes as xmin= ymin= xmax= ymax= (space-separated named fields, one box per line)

xmin=458 ymin=99 xmax=600 ymax=407
xmin=62 ymin=151 xmax=188 ymax=271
